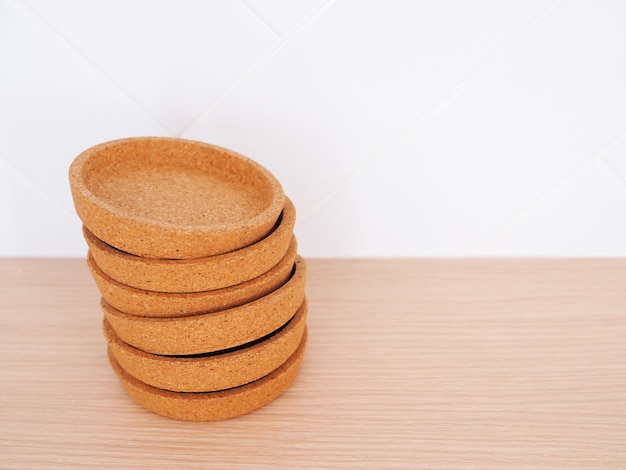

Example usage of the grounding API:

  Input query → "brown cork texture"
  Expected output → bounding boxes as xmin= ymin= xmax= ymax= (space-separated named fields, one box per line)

xmin=108 ymin=328 xmax=307 ymax=421
xmin=103 ymin=257 xmax=307 ymax=355
xmin=83 ymin=198 xmax=297 ymax=293
xmin=69 ymin=137 xmax=285 ymax=259
xmin=88 ymin=237 xmax=297 ymax=317
xmin=103 ymin=299 xmax=307 ymax=392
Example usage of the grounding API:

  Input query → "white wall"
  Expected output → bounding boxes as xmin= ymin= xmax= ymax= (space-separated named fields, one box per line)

xmin=2 ymin=0 xmax=626 ymax=258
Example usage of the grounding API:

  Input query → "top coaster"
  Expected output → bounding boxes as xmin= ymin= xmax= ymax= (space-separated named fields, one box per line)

xmin=69 ymin=137 xmax=285 ymax=259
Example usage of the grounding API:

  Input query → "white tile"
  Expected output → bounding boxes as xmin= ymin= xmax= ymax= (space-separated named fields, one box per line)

xmin=185 ymin=0 xmax=554 ymax=219
xmin=295 ymin=155 xmax=468 ymax=257
xmin=296 ymin=129 xmax=516 ymax=257
xmin=0 ymin=1 xmax=164 ymax=218
xmin=473 ymin=159 xmax=626 ymax=256
xmin=0 ymin=157 xmax=85 ymax=257
xmin=243 ymin=0 xmax=324 ymax=35
xmin=298 ymin=0 xmax=626 ymax=257
xmin=19 ymin=0 xmax=276 ymax=135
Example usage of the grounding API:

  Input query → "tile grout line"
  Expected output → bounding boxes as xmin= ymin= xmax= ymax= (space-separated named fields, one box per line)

xmin=178 ymin=0 xmax=336 ymax=137
xmin=470 ymin=130 xmax=626 ymax=253
xmin=0 ymin=152 xmax=78 ymax=221
xmin=599 ymin=145 xmax=626 ymax=189
xmin=7 ymin=0 xmax=170 ymax=136
xmin=237 ymin=0 xmax=281 ymax=41
xmin=298 ymin=0 xmax=564 ymax=226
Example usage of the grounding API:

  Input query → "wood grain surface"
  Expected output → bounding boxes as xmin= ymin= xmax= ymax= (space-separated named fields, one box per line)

xmin=0 ymin=258 xmax=625 ymax=469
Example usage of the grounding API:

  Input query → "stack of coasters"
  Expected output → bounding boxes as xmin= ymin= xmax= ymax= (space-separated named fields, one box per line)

xmin=69 ymin=137 xmax=308 ymax=421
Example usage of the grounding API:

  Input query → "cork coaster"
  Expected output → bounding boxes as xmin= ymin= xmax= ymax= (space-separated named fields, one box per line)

xmin=108 ymin=327 xmax=307 ymax=421
xmin=103 ymin=298 xmax=307 ymax=392
xmin=103 ymin=257 xmax=307 ymax=355
xmin=88 ymin=237 xmax=297 ymax=317
xmin=83 ymin=198 xmax=296 ymax=293
xmin=69 ymin=137 xmax=285 ymax=259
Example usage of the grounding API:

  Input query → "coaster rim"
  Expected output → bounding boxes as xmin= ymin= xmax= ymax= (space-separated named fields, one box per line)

xmin=88 ymin=236 xmax=297 ymax=317
xmin=103 ymin=298 xmax=307 ymax=392
xmin=108 ymin=327 xmax=308 ymax=421
xmin=84 ymin=198 xmax=296 ymax=293
xmin=103 ymin=257 xmax=307 ymax=355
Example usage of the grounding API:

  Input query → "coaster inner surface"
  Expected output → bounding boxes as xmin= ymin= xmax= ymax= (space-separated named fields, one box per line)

xmin=69 ymin=137 xmax=285 ymax=259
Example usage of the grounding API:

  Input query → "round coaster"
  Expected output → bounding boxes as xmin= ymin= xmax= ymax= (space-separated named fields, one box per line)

xmin=88 ymin=237 xmax=297 ymax=317
xmin=69 ymin=137 xmax=285 ymax=259
xmin=103 ymin=257 xmax=307 ymax=355
xmin=84 ymin=198 xmax=296 ymax=293
xmin=108 ymin=327 xmax=308 ymax=421
xmin=103 ymin=299 xmax=307 ymax=392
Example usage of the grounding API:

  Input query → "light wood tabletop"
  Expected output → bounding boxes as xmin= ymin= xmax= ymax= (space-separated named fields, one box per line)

xmin=1 ymin=258 xmax=625 ymax=469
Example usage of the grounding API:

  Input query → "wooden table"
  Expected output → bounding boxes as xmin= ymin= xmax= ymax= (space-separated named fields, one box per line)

xmin=1 ymin=258 xmax=625 ymax=468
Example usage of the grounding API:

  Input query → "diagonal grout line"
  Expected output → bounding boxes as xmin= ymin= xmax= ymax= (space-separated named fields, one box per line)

xmin=298 ymin=0 xmax=564 ymax=226
xmin=600 ymin=143 xmax=626 ymax=188
xmin=470 ymin=130 xmax=626 ymax=252
xmin=0 ymin=152 xmax=77 ymax=221
xmin=598 ymin=158 xmax=626 ymax=192
xmin=7 ymin=0 xmax=170 ymax=136
xmin=237 ymin=0 xmax=281 ymax=40
xmin=178 ymin=0 xmax=336 ymax=137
